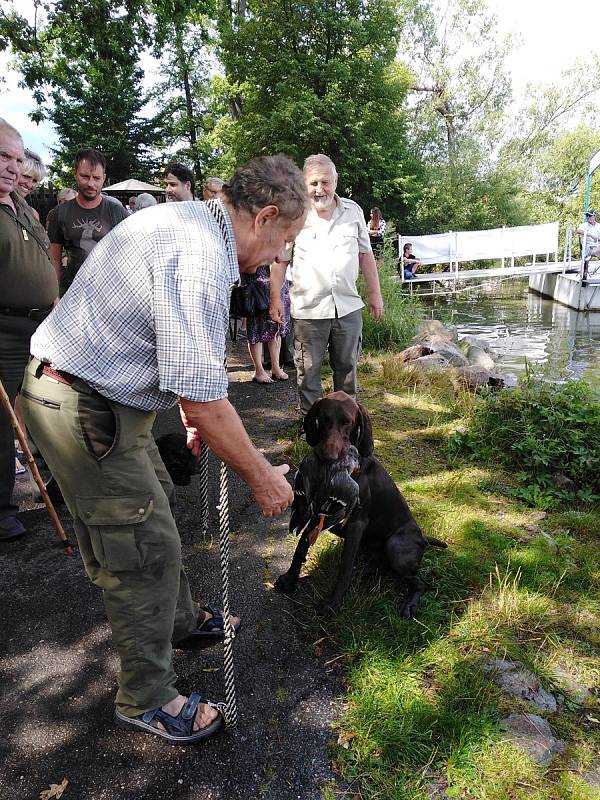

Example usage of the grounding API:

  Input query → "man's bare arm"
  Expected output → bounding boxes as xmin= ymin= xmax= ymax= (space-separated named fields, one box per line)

xmin=49 ymin=243 xmax=63 ymax=285
xmin=179 ymin=397 xmax=293 ymax=517
xmin=269 ymin=260 xmax=288 ymax=323
xmin=359 ymin=251 xmax=384 ymax=320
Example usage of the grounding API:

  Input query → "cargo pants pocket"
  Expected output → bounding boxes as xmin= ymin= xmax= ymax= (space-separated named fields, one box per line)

xmin=76 ymin=390 xmax=118 ymax=461
xmin=75 ymin=495 xmax=155 ymax=572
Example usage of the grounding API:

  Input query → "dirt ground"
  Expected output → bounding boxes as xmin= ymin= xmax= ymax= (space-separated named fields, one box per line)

xmin=1 ymin=338 xmax=348 ymax=800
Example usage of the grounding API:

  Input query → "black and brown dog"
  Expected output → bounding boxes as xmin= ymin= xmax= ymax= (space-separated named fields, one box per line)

xmin=274 ymin=391 xmax=447 ymax=618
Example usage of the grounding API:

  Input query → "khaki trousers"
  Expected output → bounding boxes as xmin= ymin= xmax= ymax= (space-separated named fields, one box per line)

xmin=293 ymin=308 xmax=363 ymax=415
xmin=21 ymin=359 xmax=200 ymax=716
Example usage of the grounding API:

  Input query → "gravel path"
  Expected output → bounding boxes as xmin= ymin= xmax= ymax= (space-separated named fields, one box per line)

xmin=1 ymin=338 xmax=347 ymax=800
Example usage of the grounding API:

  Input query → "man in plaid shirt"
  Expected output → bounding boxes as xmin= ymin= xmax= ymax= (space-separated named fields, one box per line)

xmin=21 ymin=155 xmax=308 ymax=746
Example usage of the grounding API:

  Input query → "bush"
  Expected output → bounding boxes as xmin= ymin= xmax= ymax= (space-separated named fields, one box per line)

xmin=449 ymin=373 xmax=600 ymax=507
xmin=360 ymin=232 xmax=423 ymax=352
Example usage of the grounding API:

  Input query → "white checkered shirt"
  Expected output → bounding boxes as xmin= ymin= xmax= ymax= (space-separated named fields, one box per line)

xmin=31 ymin=200 xmax=239 ymax=411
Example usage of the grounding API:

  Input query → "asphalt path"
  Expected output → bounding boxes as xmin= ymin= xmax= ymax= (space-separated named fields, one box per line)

xmin=1 ymin=338 xmax=348 ymax=800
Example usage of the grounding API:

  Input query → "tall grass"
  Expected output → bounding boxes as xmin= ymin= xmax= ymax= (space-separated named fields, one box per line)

xmin=361 ymin=233 xmax=423 ymax=353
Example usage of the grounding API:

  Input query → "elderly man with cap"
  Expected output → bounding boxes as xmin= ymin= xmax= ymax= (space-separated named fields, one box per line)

xmin=21 ymin=154 xmax=308 ymax=745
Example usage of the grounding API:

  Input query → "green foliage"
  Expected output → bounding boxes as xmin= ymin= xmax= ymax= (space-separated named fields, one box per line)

xmin=449 ymin=373 xmax=600 ymax=507
xmin=1 ymin=0 xmax=158 ymax=181
xmin=360 ymin=234 xmax=423 ymax=352
xmin=214 ymin=0 xmax=418 ymax=216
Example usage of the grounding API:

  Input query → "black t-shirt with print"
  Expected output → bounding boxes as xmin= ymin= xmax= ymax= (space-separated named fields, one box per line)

xmin=47 ymin=195 xmax=128 ymax=294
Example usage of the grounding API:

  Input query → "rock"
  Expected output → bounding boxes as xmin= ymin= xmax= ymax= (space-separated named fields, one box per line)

xmin=550 ymin=472 xmax=578 ymax=492
xmin=466 ymin=345 xmax=496 ymax=371
xmin=450 ymin=365 xmax=492 ymax=391
xmin=427 ymin=342 xmax=470 ymax=367
xmin=484 ymin=658 xmax=557 ymax=712
xmin=550 ymin=666 xmax=593 ymax=704
xmin=458 ymin=334 xmax=495 ymax=354
xmin=581 ymin=760 xmax=600 ymax=788
xmin=412 ymin=319 xmax=457 ymax=344
xmin=412 ymin=354 xmax=451 ymax=371
xmin=499 ymin=713 xmax=565 ymax=765
xmin=397 ymin=344 xmax=434 ymax=362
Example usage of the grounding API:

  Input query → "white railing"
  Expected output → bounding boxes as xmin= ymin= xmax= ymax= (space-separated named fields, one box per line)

xmin=398 ymin=222 xmax=560 ymax=283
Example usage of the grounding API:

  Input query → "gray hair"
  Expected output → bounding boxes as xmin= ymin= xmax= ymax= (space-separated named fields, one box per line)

xmin=0 ymin=117 xmax=22 ymax=141
xmin=221 ymin=154 xmax=308 ymax=221
xmin=22 ymin=148 xmax=46 ymax=182
xmin=204 ymin=176 xmax=224 ymax=191
xmin=303 ymin=153 xmax=337 ymax=178
xmin=136 ymin=192 xmax=157 ymax=210
xmin=57 ymin=187 xmax=77 ymax=204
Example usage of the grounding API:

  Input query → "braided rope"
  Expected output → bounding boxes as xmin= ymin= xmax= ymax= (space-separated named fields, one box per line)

xmin=215 ymin=459 xmax=238 ymax=728
xmin=198 ymin=441 xmax=209 ymax=540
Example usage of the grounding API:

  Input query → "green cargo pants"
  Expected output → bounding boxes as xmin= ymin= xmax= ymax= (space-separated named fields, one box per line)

xmin=21 ymin=358 xmax=201 ymax=717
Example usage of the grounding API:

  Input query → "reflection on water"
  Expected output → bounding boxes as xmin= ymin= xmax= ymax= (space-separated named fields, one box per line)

xmin=425 ymin=279 xmax=600 ymax=390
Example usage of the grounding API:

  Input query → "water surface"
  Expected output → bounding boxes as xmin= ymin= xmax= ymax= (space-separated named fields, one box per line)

xmin=423 ymin=278 xmax=600 ymax=391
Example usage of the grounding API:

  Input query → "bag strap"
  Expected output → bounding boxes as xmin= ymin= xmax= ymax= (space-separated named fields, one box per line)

xmin=0 ymin=201 xmax=51 ymax=259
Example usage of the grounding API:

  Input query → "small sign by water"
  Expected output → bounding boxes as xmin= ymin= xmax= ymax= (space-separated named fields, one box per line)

xmin=425 ymin=278 xmax=600 ymax=391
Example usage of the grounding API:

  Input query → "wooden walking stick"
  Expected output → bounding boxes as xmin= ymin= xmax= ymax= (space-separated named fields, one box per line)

xmin=0 ymin=377 xmax=73 ymax=554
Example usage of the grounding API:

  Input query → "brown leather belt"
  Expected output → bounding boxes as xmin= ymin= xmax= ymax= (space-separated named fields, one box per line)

xmin=42 ymin=365 xmax=74 ymax=386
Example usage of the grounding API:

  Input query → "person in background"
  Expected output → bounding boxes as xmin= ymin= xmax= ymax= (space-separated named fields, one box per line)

xmin=0 ymin=118 xmax=58 ymax=541
xmin=270 ymin=153 xmax=383 ymax=419
xmin=577 ymin=210 xmax=600 ymax=279
xmin=21 ymin=154 xmax=307 ymax=744
xmin=127 ymin=196 xmax=137 ymax=214
xmin=47 ymin=147 xmax=128 ymax=296
xmin=367 ymin=206 xmax=386 ymax=257
xmin=136 ymin=192 xmax=157 ymax=210
xmin=15 ymin=147 xmax=46 ymax=222
xmin=242 ymin=264 xmax=291 ymax=384
xmin=401 ymin=242 xmax=421 ymax=280
xmin=203 ymin=177 xmax=224 ymax=201
xmin=56 ymin=187 xmax=77 ymax=205
xmin=164 ymin=163 xmax=195 ymax=202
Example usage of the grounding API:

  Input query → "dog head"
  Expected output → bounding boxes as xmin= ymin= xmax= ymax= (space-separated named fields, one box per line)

xmin=304 ymin=391 xmax=374 ymax=462
xmin=155 ymin=432 xmax=199 ymax=486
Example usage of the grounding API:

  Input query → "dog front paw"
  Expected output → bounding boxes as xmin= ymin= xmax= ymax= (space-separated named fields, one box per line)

xmin=274 ymin=573 xmax=298 ymax=593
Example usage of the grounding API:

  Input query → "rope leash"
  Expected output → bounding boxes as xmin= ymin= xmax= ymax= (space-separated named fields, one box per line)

xmin=200 ymin=450 xmax=237 ymax=728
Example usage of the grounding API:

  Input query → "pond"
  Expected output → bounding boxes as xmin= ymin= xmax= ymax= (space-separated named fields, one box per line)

xmin=423 ymin=278 xmax=600 ymax=391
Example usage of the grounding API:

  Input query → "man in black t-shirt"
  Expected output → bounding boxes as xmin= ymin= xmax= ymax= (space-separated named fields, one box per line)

xmin=48 ymin=148 xmax=128 ymax=296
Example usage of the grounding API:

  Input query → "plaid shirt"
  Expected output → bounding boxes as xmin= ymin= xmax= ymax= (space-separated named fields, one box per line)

xmin=31 ymin=200 xmax=239 ymax=411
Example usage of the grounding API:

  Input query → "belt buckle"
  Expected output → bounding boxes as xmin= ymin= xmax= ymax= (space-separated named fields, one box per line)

xmin=28 ymin=307 xmax=41 ymax=319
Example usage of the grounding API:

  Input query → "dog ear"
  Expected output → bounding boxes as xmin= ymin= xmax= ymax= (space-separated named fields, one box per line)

xmin=303 ymin=400 xmax=321 ymax=446
xmin=353 ymin=402 xmax=374 ymax=457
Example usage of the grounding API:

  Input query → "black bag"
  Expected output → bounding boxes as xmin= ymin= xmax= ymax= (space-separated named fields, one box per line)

xmin=229 ymin=278 xmax=270 ymax=319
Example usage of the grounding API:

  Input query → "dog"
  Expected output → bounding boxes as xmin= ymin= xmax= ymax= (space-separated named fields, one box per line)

xmin=155 ymin=432 xmax=199 ymax=486
xmin=274 ymin=391 xmax=447 ymax=618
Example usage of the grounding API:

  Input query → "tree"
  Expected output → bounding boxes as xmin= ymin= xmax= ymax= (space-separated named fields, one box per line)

xmin=148 ymin=0 xmax=218 ymax=181
xmin=0 ymin=0 xmax=158 ymax=182
xmin=214 ymin=0 xmax=419 ymax=218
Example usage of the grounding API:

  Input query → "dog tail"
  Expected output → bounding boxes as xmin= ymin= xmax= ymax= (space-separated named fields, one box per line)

xmin=424 ymin=535 xmax=447 ymax=548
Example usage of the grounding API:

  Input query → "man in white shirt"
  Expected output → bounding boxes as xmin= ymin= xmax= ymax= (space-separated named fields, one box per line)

xmin=271 ymin=154 xmax=383 ymax=417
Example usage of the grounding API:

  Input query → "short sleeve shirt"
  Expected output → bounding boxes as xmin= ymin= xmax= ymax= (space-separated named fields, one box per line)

xmin=289 ymin=196 xmax=372 ymax=319
xmin=47 ymin=195 xmax=129 ymax=274
xmin=31 ymin=200 xmax=239 ymax=411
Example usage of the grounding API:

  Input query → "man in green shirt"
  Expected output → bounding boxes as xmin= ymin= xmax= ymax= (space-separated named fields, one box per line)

xmin=0 ymin=117 xmax=58 ymax=540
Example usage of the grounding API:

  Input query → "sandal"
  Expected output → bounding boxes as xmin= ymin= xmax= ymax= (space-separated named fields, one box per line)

xmin=114 ymin=692 xmax=222 ymax=745
xmin=174 ymin=604 xmax=241 ymax=650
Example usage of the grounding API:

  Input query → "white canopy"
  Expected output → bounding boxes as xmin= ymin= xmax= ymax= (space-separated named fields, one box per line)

xmin=103 ymin=179 xmax=165 ymax=193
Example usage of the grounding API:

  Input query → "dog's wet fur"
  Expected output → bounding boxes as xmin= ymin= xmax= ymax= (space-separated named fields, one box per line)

xmin=274 ymin=391 xmax=447 ymax=618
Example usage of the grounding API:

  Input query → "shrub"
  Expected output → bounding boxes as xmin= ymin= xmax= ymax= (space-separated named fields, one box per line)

xmin=449 ymin=373 xmax=600 ymax=507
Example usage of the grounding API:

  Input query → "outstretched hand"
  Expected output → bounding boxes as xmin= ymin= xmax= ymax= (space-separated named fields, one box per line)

xmin=253 ymin=463 xmax=293 ymax=517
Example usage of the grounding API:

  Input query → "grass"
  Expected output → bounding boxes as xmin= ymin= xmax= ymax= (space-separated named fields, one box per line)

xmin=279 ymin=365 xmax=600 ymax=800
